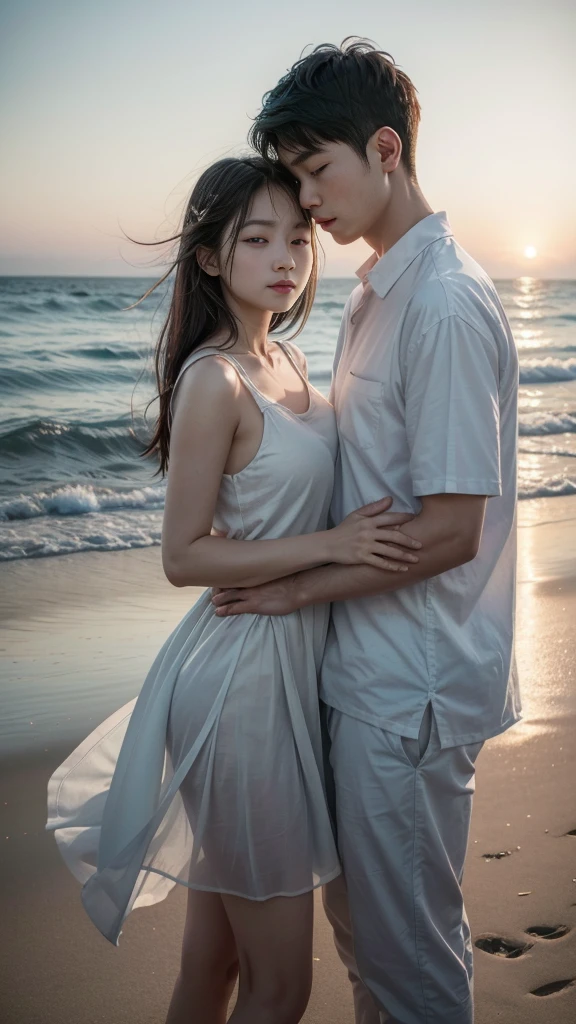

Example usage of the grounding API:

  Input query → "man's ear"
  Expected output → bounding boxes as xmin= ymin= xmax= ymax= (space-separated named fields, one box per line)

xmin=196 ymin=247 xmax=220 ymax=277
xmin=370 ymin=127 xmax=402 ymax=173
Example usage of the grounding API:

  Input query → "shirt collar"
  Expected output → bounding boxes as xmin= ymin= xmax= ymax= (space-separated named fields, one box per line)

xmin=355 ymin=212 xmax=453 ymax=300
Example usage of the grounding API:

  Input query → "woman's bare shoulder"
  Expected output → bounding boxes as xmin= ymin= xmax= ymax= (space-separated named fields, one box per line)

xmin=172 ymin=351 xmax=242 ymax=420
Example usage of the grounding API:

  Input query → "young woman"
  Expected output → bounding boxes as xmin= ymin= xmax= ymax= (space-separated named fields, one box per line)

xmin=46 ymin=156 xmax=420 ymax=1024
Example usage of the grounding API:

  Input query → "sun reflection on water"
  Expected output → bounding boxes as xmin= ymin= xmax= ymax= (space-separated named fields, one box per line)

xmin=518 ymin=390 xmax=543 ymax=409
xmin=510 ymin=278 xmax=550 ymax=350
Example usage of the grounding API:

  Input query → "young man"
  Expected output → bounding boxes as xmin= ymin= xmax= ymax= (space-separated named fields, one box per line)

xmin=212 ymin=39 xmax=520 ymax=1024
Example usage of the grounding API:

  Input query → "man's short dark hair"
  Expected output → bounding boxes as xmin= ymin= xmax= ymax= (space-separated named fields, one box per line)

xmin=250 ymin=38 xmax=421 ymax=180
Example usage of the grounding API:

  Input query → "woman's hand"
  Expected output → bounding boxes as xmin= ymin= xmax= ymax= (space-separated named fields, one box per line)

xmin=328 ymin=497 xmax=421 ymax=571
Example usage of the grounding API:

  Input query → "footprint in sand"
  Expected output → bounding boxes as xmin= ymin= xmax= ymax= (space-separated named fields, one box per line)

xmin=526 ymin=924 xmax=570 ymax=940
xmin=530 ymin=979 xmax=576 ymax=997
xmin=526 ymin=924 xmax=574 ymax=998
xmin=477 ymin=925 xmax=574 ymax=998
xmin=475 ymin=935 xmax=533 ymax=958
xmin=475 ymin=925 xmax=570 ymax=959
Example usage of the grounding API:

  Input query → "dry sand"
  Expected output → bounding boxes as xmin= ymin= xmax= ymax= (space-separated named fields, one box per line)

xmin=1 ymin=497 xmax=576 ymax=1023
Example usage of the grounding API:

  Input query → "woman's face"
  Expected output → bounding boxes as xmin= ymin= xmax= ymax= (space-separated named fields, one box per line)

xmin=217 ymin=185 xmax=313 ymax=314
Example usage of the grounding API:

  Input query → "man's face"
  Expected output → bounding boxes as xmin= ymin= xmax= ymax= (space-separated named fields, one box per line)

xmin=278 ymin=139 xmax=389 ymax=246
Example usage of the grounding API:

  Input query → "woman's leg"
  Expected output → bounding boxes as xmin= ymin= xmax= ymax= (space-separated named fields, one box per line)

xmin=223 ymin=891 xmax=314 ymax=1024
xmin=165 ymin=888 xmax=239 ymax=1024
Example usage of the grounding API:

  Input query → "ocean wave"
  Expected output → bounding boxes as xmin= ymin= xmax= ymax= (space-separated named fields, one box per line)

xmin=0 ymin=364 xmax=148 ymax=393
xmin=0 ymin=290 xmax=158 ymax=321
xmin=518 ymin=476 xmax=576 ymax=500
xmin=0 ymin=415 xmax=116 ymax=442
xmin=0 ymin=482 xmax=165 ymax=522
xmin=44 ymin=297 xmax=68 ymax=313
xmin=0 ymin=415 xmax=148 ymax=471
xmin=0 ymin=296 xmax=82 ymax=317
xmin=519 ymin=357 xmax=576 ymax=384
xmin=518 ymin=444 xmax=576 ymax=459
xmin=0 ymin=508 xmax=163 ymax=561
xmin=73 ymin=343 xmax=147 ymax=360
xmin=314 ymin=300 xmax=347 ymax=312
xmin=518 ymin=411 xmax=576 ymax=436
xmin=86 ymin=296 xmax=132 ymax=313
xmin=1 ymin=300 xmax=41 ymax=317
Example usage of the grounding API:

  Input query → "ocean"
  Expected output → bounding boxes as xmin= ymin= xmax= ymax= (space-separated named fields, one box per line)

xmin=1 ymin=275 xmax=575 ymax=562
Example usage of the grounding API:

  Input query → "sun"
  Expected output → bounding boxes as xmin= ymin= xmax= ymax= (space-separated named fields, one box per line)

xmin=524 ymin=245 xmax=538 ymax=259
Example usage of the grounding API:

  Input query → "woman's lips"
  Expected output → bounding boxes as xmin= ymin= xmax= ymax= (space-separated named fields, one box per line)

xmin=269 ymin=283 xmax=296 ymax=293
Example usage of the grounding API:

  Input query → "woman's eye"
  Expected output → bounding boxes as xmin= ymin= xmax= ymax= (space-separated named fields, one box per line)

xmin=310 ymin=164 xmax=328 ymax=178
xmin=292 ymin=238 xmax=310 ymax=246
xmin=245 ymin=236 xmax=267 ymax=244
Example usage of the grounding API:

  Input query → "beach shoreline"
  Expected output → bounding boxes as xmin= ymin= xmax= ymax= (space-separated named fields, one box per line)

xmin=1 ymin=497 xmax=576 ymax=1022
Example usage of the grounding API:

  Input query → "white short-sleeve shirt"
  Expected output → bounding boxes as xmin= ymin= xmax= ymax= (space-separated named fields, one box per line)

xmin=320 ymin=212 xmax=520 ymax=747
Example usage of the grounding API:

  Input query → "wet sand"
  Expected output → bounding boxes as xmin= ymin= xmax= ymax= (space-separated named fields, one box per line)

xmin=1 ymin=497 xmax=576 ymax=1022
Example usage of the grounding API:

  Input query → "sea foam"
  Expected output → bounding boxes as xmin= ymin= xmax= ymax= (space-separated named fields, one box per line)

xmin=519 ymin=357 xmax=576 ymax=384
xmin=518 ymin=476 xmax=576 ymax=500
xmin=519 ymin=411 xmax=576 ymax=436
xmin=0 ymin=508 xmax=164 ymax=561
xmin=0 ymin=483 xmax=165 ymax=522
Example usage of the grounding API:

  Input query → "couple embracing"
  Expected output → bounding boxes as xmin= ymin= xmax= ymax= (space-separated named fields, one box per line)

xmin=47 ymin=38 xmax=520 ymax=1024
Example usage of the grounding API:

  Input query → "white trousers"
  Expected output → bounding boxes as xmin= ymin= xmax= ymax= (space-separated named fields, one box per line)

xmin=321 ymin=704 xmax=483 ymax=1024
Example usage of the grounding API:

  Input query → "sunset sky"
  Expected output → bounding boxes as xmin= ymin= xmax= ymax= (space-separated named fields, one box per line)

xmin=1 ymin=0 xmax=574 ymax=278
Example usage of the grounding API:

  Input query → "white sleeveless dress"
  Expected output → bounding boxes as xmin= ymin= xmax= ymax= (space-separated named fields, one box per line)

xmin=46 ymin=342 xmax=341 ymax=946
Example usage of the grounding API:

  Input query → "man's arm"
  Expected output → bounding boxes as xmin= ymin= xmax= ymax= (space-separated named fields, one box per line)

xmin=212 ymin=492 xmax=486 ymax=616
xmin=294 ymin=492 xmax=485 ymax=604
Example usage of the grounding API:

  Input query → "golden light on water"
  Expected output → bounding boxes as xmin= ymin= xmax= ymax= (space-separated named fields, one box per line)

xmin=524 ymin=245 xmax=538 ymax=259
xmin=513 ymin=276 xmax=547 ymax=350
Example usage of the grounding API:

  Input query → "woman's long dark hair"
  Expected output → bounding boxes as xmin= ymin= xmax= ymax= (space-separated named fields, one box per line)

xmin=135 ymin=156 xmax=318 ymax=475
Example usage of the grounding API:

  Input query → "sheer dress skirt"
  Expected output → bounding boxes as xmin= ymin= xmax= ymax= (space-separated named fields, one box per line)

xmin=46 ymin=591 xmax=341 ymax=945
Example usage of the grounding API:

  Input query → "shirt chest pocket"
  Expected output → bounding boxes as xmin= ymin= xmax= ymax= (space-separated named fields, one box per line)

xmin=338 ymin=372 xmax=383 ymax=451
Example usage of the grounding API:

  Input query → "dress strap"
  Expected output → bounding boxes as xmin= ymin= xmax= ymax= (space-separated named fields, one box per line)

xmin=169 ymin=347 xmax=271 ymax=424
xmin=276 ymin=341 xmax=308 ymax=384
